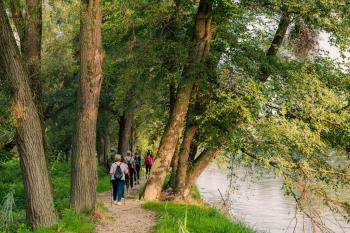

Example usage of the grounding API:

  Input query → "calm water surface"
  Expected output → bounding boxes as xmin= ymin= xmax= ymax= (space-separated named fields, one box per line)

xmin=196 ymin=164 xmax=350 ymax=233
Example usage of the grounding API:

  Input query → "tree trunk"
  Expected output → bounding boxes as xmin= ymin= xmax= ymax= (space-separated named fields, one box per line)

xmin=260 ymin=11 xmax=291 ymax=82
xmin=97 ymin=130 xmax=103 ymax=163
xmin=182 ymin=148 xmax=219 ymax=199
xmin=103 ymin=133 xmax=110 ymax=167
xmin=97 ymin=111 xmax=111 ymax=168
xmin=11 ymin=0 xmax=48 ymax=154
xmin=143 ymin=0 xmax=213 ymax=200
xmin=23 ymin=0 xmax=42 ymax=107
xmin=175 ymin=125 xmax=198 ymax=194
xmin=23 ymin=0 xmax=46 ymax=144
xmin=169 ymin=141 xmax=180 ymax=189
xmin=10 ymin=0 xmax=25 ymax=43
xmin=130 ymin=120 xmax=137 ymax=153
xmin=118 ymin=108 xmax=133 ymax=156
xmin=0 ymin=2 xmax=57 ymax=228
xmin=70 ymin=0 xmax=103 ymax=212
xmin=98 ymin=130 xmax=110 ymax=169
xmin=168 ymin=78 xmax=180 ymax=189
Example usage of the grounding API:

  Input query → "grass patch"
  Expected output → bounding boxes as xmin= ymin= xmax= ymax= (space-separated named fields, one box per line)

xmin=0 ymin=159 xmax=110 ymax=232
xmin=11 ymin=209 xmax=94 ymax=233
xmin=190 ymin=185 xmax=201 ymax=201
xmin=143 ymin=201 xmax=255 ymax=233
xmin=97 ymin=166 xmax=111 ymax=193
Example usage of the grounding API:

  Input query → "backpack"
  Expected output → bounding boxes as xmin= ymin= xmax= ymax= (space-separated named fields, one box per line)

xmin=145 ymin=155 xmax=153 ymax=165
xmin=124 ymin=156 xmax=133 ymax=171
xmin=113 ymin=163 xmax=123 ymax=180
xmin=134 ymin=156 xmax=141 ymax=166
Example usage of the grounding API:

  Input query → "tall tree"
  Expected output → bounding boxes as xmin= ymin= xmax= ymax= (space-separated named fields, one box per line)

xmin=0 ymin=1 xmax=57 ymax=229
xmin=11 ymin=0 xmax=46 ymax=145
xmin=259 ymin=10 xmax=290 ymax=81
xmin=23 ymin=0 xmax=43 ymax=114
xmin=70 ymin=0 xmax=103 ymax=211
xmin=143 ymin=0 xmax=213 ymax=200
xmin=117 ymin=91 xmax=134 ymax=156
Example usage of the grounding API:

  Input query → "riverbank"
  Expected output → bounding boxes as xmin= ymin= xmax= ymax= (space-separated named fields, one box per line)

xmin=139 ymin=175 xmax=254 ymax=233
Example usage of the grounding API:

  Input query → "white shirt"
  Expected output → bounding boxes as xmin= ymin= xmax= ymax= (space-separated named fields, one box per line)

xmin=109 ymin=162 xmax=129 ymax=180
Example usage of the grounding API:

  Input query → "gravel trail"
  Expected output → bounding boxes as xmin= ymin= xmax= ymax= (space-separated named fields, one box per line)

xmin=95 ymin=178 xmax=156 ymax=233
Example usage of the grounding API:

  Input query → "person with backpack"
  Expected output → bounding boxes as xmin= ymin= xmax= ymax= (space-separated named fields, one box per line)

xmin=145 ymin=150 xmax=153 ymax=179
xmin=109 ymin=154 xmax=129 ymax=205
xmin=134 ymin=150 xmax=142 ymax=184
xmin=124 ymin=150 xmax=136 ymax=194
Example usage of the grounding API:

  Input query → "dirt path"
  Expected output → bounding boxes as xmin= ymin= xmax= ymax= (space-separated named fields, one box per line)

xmin=95 ymin=178 xmax=156 ymax=233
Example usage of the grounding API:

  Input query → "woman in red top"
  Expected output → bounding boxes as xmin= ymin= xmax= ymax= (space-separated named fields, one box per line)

xmin=145 ymin=150 xmax=153 ymax=179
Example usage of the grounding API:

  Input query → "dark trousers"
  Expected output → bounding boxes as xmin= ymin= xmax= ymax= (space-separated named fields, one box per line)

xmin=135 ymin=165 xmax=141 ymax=180
xmin=146 ymin=164 xmax=152 ymax=176
xmin=112 ymin=179 xmax=125 ymax=201
xmin=126 ymin=170 xmax=134 ymax=189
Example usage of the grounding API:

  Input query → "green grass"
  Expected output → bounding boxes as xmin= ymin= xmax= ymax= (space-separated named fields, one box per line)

xmin=190 ymin=185 xmax=201 ymax=201
xmin=11 ymin=209 xmax=94 ymax=233
xmin=0 ymin=159 xmax=110 ymax=232
xmin=143 ymin=201 xmax=255 ymax=233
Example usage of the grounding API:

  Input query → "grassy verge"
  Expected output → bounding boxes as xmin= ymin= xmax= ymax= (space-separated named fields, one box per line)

xmin=14 ymin=209 xmax=95 ymax=233
xmin=0 ymin=159 xmax=110 ymax=232
xmin=143 ymin=201 xmax=254 ymax=233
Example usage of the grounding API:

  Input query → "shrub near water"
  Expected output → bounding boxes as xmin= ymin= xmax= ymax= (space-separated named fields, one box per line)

xmin=143 ymin=202 xmax=255 ymax=233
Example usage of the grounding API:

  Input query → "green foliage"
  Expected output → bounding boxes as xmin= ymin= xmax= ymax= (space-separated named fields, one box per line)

xmin=0 ymin=160 xmax=109 ymax=231
xmin=1 ymin=0 xmax=350 ymax=230
xmin=190 ymin=186 xmax=201 ymax=201
xmin=97 ymin=166 xmax=110 ymax=193
xmin=55 ymin=209 xmax=94 ymax=233
xmin=143 ymin=202 xmax=255 ymax=233
xmin=10 ymin=209 xmax=94 ymax=233
xmin=41 ymin=0 xmax=80 ymax=157
xmin=0 ymin=188 xmax=16 ymax=231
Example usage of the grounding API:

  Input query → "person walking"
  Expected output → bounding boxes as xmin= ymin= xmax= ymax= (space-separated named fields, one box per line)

xmin=109 ymin=154 xmax=129 ymax=205
xmin=145 ymin=150 xmax=153 ymax=179
xmin=134 ymin=150 xmax=142 ymax=184
xmin=124 ymin=150 xmax=136 ymax=195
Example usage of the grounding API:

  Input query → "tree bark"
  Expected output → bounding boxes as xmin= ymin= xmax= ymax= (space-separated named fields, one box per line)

xmin=70 ymin=0 xmax=103 ymax=212
xmin=118 ymin=108 xmax=133 ymax=157
xmin=22 ymin=0 xmax=44 ymax=127
xmin=168 ymin=78 xmax=180 ymax=189
xmin=182 ymin=148 xmax=219 ymax=199
xmin=97 ymin=110 xmax=111 ymax=168
xmin=99 ymin=131 xmax=110 ymax=169
xmin=0 ymin=2 xmax=57 ymax=228
xmin=10 ymin=0 xmax=25 ymax=43
xmin=143 ymin=0 xmax=213 ymax=200
xmin=260 ymin=11 xmax=291 ymax=82
xmin=175 ymin=125 xmax=198 ymax=194
xmin=169 ymin=140 xmax=180 ymax=189
xmin=130 ymin=120 xmax=138 ymax=153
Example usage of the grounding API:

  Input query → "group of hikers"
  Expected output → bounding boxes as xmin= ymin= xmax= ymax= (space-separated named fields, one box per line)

xmin=109 ymin=150 xmax=154 ymax=205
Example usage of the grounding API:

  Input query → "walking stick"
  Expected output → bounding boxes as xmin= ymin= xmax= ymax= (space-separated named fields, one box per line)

xmin=110 ymin=181 xmax=113 ymax=207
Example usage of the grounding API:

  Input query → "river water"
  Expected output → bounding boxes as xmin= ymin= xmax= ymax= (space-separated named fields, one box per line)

xmin=196 ymin=164 xmax=350 ymax=233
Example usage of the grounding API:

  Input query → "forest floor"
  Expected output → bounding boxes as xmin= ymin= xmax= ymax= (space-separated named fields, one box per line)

xmin=95 ymin=178 xmax=156 ymax=233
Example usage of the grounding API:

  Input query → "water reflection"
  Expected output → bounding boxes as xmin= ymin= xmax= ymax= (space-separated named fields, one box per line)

xmin=196 ymin=164 xmax=350 ymax=233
